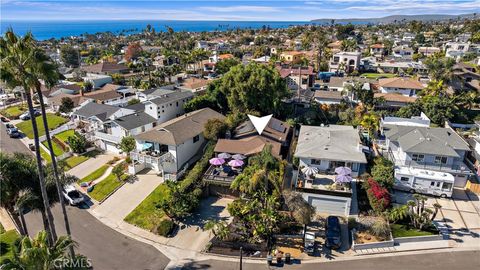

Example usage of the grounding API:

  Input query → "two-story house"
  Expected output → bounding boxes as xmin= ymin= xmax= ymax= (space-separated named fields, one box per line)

xmin=293 ymin=125 xmax=367 ymax=216
xmin=392 ymin=45 xmax=414 ymax=60
xmin=143 ymin=91 xmax=194 ymax=124
xmin=276 ymin=65 xmax=315 ymax=91
xmin=280 ymin=51 xmax=305 ymax=64
xmin=384 ymin=125 xmax=472 ymax=187
xmin=131 ymin=108 xmax=225 ymax=180
xmin=329 ymin=52 xmax=361 ymax=73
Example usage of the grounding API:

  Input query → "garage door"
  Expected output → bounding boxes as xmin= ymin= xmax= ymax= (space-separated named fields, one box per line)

xmin=104 ymin=142 xmax=120 ymax=154
xmin=307 ymin=195 xmax=349 ymax=216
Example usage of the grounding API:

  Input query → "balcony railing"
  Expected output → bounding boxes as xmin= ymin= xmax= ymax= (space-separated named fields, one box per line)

xmin=387 ymin=150 xmax=472 ymax=174
xmin=293 ymin=170 xmax=352 ymax=197
xmin=94 ymin=131 xmax=122 ymax=144
xmin=203 ymin=165 xmax=239 ymax=185
xmin=131 ymin=151 xmax=175 ymax=168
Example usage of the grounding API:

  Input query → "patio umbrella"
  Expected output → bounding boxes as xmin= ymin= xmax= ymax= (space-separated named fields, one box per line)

xmin=301 ymin=166 xmax=319 ymax=176
xmin=209 ymin=157 xmax=225 ymax=166
xmin=228 ymin=159 xmax=244 ymax=167
xmin=218 ymin=152 xmax=231 ymax=159
xmin=232 ymin=154 xmax=246 ymax=160
xmin=335 ymin=166 xmax=352 ymax=175
xmin=335 ymin=174 xmax=353 ymax=183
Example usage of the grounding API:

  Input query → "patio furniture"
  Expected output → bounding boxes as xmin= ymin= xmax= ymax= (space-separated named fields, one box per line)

xmin=223 ymin=166 xmax=232 ymax=173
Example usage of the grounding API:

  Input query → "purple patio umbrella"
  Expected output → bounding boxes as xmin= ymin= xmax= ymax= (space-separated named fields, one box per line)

xmin=335 ymin=166 xmax=352 ymax=175
xmin=335 ymin=174 xmax=353 ymax=183
xmin=209 ymin=157 xmax=225 ymax=166
xmin=218 ymin=152 xmax=231 ymax=159
xmin=228 ymin=159 xmax=244 ymax=167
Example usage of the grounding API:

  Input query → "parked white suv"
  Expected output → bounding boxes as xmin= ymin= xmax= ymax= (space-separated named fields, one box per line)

xmin=19 ymin=109 xmax=41 ymax=120
xmin=62 ymin=185 xmax=84 ymax=206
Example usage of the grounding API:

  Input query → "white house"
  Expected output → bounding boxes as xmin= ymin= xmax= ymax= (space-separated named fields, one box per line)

xmin=418 ymin=46 xmax=441 ymax=57
xmin=131 ymin=108 xmax=225 ymax=179
xmin=378 ymin=77 xmax=424 ymax=97
xmin=384 ymin=125 xmax=472 ymax=188
xmin=393 ymin=45 xmax=414 ymax=60
xmin=72 ymin=102 xmax=135 ymax=133
xmin=83 ymin=73 xmax=112 ymax=89
xmin=445 ymin=42 xmax=472 ymax=61
xmin=293 ymin=125 xmax=367 ymax=216
xmin=143 ymin=91 xmax=194 ymax=124
xmin=329 ymin=52 xmax=361 ymax=73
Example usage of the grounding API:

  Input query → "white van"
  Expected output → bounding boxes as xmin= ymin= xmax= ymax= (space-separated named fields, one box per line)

xmin=394 ymin=167 xmax=454 ymax=198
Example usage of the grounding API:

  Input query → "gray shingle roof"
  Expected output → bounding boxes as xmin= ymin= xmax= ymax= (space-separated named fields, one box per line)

xmin=73 ymin=102 xmax=121 ymax=121
xmin=384 ymin=125 xmax=470 ymax=157
xmin=113 ymin=112 xmax=156 ymax=131
xmin=294 ymin=125 xmax=367 ymax=163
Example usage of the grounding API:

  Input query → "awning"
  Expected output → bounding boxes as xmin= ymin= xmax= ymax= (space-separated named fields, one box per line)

xmin=142 ymin=142 xmax=153 ymax=150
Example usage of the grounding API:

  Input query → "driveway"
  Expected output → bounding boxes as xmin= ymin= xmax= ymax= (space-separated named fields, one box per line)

xmin=67 ymin=153 xmax=115 ymax=179
xmin=92 ymin=169 xmax=164 ymax=221
xmin=166 ymin=196 xmax=233 ymax=251
xmin=392 ymin=189 xmax=480 ymax=231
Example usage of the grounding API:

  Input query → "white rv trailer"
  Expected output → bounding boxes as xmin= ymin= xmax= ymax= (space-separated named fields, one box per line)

xmin=394 ymin=167 xmax=455 ymax=198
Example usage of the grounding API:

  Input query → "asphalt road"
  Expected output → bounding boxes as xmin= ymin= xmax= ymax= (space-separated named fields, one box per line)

xmin=1 ymin=123 xmax=170 ymax=270
xmin=184 ymin=250 xmax=480 ymax=270
xmin=0 ymin=122 xmax=32 ymax=155
xmin=24 ymin=204 xmax=170 ymax=270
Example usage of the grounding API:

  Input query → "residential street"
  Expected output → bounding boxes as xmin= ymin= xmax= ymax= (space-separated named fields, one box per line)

xmin=23 ymin=204 xmax=170 ymax=270
xmin=0 ymin=122 xmax=32 ymax=155
xmin=184 ymin=250 xmax=480 ymax=270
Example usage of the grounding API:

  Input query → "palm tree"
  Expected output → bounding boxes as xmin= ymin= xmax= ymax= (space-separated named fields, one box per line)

xmin=431 ymin=202 xmax=442 ymax=221
xmin=204 ymin=219 xmax=229 ymax=241
xmin=1 ymin=231 xmax=80 ymax=270
xmin=1 ymin=30 xmax=56 ymax=244
xmin=360 ymin=113 xmax=379 ymax=141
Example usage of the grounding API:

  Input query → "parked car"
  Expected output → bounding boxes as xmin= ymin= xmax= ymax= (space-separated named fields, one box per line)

xmin=304 ymin=231 xmax=316 ymax=255
xmin=28 ymin=143 xmax=36 ymax=151
xmin=19 ymin=109 xmax=40 ymax=120
xmin=1 ymin=116 xmax=9 ymax=122
xmin=5 ymin=123 xmax=14 ymax=129
xmin=325 ymin=216 xmax=342 ymax=250
xmin=7 ymin=127 xmax=20 ymax=138
xmin=62 ymin=185 xmax=84 ymax=206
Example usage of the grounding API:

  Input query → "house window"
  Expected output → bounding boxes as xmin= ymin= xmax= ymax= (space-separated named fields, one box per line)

xmin=434 ymin=156 xmax=447 ymax=164
xmin=400 ymin=177 xmax=409 ymax=182
xmin=176 ymin=101 xmax=179 ymax=107
xmin=311 ymin=159 xmax=321 ymax=165
xmin=193 ymin=135 xmax=200 ymax=143
xmin=412 ymin=154 xmax=425 ymax=162
xmin=430 ymin=181 xmax=435 ymax=186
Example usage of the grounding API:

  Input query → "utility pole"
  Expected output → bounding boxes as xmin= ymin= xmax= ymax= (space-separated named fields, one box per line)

xmin=239 ymin=246 xmax=243 ymax=270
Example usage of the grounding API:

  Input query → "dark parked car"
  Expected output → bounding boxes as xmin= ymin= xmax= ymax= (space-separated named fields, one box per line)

xmin=1 ymin=116 xmax=9 ymax=122
xmin=7 ymin=127 xmax=20 ymax=138
xmin=325 ymin=216 xmax=342 ymax=250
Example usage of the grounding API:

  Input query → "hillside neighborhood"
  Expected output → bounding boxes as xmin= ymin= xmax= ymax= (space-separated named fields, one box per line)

xmin=1 ymin=12 xmax=480 ymax=270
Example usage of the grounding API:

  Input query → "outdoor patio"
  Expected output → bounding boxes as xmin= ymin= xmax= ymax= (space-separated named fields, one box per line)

xmin=203 ymin=153 xmax=246 ymax=185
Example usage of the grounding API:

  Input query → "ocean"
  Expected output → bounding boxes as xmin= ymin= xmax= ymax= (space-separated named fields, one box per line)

xmin=1 ymin=20 xmax=310 ymax=40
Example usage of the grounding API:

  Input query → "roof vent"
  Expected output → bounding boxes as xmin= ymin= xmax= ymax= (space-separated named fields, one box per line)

xmin=426 ymin=137 xmax=431 ymax=141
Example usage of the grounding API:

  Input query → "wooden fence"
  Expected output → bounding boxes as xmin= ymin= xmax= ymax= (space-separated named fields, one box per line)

xmin=466 ymin=180 xmax=480 ymax=194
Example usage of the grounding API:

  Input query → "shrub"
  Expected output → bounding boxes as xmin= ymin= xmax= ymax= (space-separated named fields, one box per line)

xmin=67 ymin=132 xmax=88 ymax=153
xmin=348 ymin=217 xmax=358 ymax=230
xmin=364 ymin=178 xmax=391 ymax=213
xmin=178 ymin=141 xmax=215 ymax=192
xmin=369 ymin=219 xmax=391 ymax=239
xmin=371 ymin=157 xmax=394 ymax=188
xmin=154 ymin=219 xmax=174 ymax=236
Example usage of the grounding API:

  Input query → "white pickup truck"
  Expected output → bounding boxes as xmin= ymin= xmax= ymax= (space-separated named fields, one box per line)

xmin=62 ymin=185 xmax=84 ymax=206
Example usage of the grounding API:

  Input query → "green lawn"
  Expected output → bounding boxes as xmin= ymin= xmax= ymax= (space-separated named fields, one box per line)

xmin=124 ymin=184 xmax=170 ymax=231
xmin=391 ymin=224 xmax=437 ymax=238
xmin=0 ymin=105 xmax=27 ymax=118
xmin=64 ymin=155 xmax=89 ymax=170
xmin=40 ymin=147 xmax=52 ymax=163
xmin=16 ymin=113 xmax=68 ymax=139
xmin=41 ymin=140 xmax=64 ymax=156
xmin=54 ymin=129 xmax=75 ymax=144
xmin=0 ymin=230 xmax=20 ymax=263
xmin=88 ymin=173 xmax=126 ymax=202
xmin=78 ymin=165 xmax=109 ymax=184
xmin=360 ymin=73 xmax=397 ymax=79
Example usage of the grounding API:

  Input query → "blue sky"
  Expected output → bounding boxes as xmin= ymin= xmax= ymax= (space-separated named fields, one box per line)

xmin=2 ymin=0 xmax=480 ymax=21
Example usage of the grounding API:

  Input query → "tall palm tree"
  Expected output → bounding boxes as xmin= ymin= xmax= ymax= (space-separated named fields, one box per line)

xmin=1 ymin=29 xmax=59 ymax=245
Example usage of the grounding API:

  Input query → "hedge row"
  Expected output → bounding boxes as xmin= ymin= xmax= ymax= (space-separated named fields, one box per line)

xmin=178 ymin=141 xmax=216 ymax=192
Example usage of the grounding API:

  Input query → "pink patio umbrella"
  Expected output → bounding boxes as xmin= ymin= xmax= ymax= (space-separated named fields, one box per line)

xmin=209 ymin=157 xmax=225 ymax=166
xmin=335 ymin=166 xmax=352 ymax=175
xmin=228 ymin=159 xmax=244 ymax=167
xmin=218 ymin=152 xmax=232 ymax=159
xmin=335 ymin=174 xmax=353 ymax=183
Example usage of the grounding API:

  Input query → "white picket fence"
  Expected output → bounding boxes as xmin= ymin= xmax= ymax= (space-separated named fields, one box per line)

xmin=38 ymin=121 xmax=76 ymax=142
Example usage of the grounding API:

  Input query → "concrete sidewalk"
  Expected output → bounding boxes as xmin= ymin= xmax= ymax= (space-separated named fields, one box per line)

xmin=354 ymin=240 xmax=453 ymax=256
